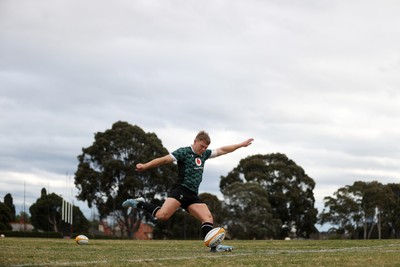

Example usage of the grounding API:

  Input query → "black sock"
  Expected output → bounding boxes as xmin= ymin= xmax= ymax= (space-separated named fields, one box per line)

xmin=139 ymin=202 xmax=161 ymax=218
xmin=201 ymin=222 xmax=214 ymax=239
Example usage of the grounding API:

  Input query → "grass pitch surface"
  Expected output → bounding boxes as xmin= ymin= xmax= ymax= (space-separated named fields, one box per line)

xmin=1 ymin=238 xmax=400 ymax=266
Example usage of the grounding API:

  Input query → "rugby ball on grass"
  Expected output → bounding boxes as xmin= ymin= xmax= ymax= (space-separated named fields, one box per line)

xmin=75 ymin=235 xmax=89 ymax=245
xmin=204 ymin=227 xmax=225 ymax=247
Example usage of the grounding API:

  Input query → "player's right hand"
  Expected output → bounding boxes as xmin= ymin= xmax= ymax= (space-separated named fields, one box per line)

xmin=135 ymin=163 xmax=145 ymax=172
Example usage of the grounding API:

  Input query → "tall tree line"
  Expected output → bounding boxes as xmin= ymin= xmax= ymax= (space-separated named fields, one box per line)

xmin=319 ymin=181 xmax=400 ymax=239
xmin=3 ymin=121 xmax=400 ymax=240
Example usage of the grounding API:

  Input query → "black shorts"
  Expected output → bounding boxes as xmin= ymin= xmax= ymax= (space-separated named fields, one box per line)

xmin=168 ymin=186 xmax=204 ymax=211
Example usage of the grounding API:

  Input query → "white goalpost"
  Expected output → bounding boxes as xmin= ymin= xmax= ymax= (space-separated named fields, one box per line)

xmin=62 ymin=198 xmax=73 ymax=225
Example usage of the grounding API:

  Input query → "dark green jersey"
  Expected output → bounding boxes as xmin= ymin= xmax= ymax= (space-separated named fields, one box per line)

xmin=171 ymin=146 xmax=214 ymax=194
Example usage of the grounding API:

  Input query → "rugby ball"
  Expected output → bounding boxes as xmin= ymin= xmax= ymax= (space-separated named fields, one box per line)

xmin=204 ymin=227 xmax=225 ymax=247
xmin=75 ymin=235 xmax=89 ymax=245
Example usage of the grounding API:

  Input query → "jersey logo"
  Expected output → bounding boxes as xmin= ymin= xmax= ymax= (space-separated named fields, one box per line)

xmin=195 ymin=158 xmax=202 ymax=166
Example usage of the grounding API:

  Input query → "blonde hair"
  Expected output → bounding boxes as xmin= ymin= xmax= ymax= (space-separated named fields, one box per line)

xmin=195 ymin=130 xmax=211 ymax=145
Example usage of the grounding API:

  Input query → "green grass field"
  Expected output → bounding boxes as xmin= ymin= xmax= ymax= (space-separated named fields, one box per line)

xmin=1 ymin=238 xmax=400 ymax=267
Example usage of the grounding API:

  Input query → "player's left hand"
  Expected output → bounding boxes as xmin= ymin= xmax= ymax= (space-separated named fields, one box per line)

xmin=242 ymin=138 xmax=254 ymax=147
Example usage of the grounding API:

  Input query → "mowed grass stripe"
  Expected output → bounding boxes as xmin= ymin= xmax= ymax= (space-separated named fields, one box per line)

xmin=1 ymin=238 xmax=400 ymax=267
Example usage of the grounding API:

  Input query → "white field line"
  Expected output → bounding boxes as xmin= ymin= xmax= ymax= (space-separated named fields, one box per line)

xmin=9 ymin=243 xmax=399 ymax=267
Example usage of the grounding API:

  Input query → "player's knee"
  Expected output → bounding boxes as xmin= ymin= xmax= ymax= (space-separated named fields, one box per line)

xmin=155 ymin=210 xmax=172 ymax=221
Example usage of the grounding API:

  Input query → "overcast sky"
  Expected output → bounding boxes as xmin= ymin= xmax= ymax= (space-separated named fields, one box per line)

xmin=1 ymin=0 xmax=400 ymax=230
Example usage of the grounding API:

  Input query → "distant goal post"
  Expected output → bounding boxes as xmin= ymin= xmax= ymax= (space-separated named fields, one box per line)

xmin=62 ymin=198 xmax=73 ymax=225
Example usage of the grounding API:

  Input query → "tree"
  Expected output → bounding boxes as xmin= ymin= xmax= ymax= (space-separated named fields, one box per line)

xmin=74 ymin=121 xmax=177 ymax=238
xmin=4 ymin=193 xmax=16 ymax=222
xmin=319 ymin=181 xmax=397 ymax=239
xmin=0 ymin=202 xmax=12 ymax=230
xmin=221 ymin=153 xmax=318 ymax=239
xmin=319 ymin=185 xmax=362 ymax=238
xmin=384 ymin=183 xmax=400 ymax=238
xmin=30 ymin=188 xmax=61 ymax=232
xmin=73 ymin=206 xmax=90 ymax=233
xmin=222 ymin=182 xmax=278 ymax=239
xmin=352 ymin=181 xmax=394 ymax=239
xmin=30 ymin=188 xmax=89 ymax=233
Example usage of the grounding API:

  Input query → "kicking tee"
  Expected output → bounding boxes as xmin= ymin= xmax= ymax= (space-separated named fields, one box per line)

xmin=170 ymin=146 xmax=217 ymax=194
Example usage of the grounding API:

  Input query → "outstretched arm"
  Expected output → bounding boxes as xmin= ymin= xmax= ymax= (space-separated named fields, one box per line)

xmin=135 ymin=154 xmax=174 ymax=172
xmin=215 ymin=138 xmax=254 ymax=157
